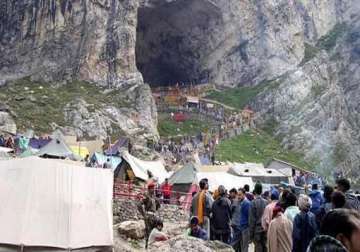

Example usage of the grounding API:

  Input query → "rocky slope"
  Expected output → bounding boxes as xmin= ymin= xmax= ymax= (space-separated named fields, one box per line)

xmin=252 ymin=3 xmax=360 ymax=184
xmin=0 ymin=0 xmax=158 ymax=142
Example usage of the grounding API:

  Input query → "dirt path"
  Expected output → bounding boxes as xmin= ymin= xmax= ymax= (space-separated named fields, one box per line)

xmin=200 ymin=97 xmax=238 ymax=111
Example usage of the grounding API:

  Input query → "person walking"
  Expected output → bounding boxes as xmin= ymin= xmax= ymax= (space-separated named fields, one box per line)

xmin=261 ymin=190 xmax=279 ymax=232
xmin=190 ymin=178 xmax=213 ymax=239
xmin=161 ymin=178 xmax=172 ymax=204
xmin=249 ymin=182 xmax=268 ymax=252
xmin=284 ymin=192 xmax=300 ymax=223
xmin=137 ymin=183 xmax=161 ymax=249
xmin=292 ymin=194 xmax=318 ymax=252
xmin=309 ymin=184 xmax=323 ymax=216
xmin=267 ymin=205 xmax=293 ymax=252
xmin=316 ymin=185 xmax=334 ymax=223
xmin=336 ymin=178 xmax=360 ymax=210
xmin=211 ymin=185 xmax=232 ymax=243
xmin=231 ymin=188 xmax=251 ymax=251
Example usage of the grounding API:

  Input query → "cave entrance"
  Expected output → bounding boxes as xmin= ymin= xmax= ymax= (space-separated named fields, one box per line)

xmin=136 ymin=0 xmax=222 ymax=87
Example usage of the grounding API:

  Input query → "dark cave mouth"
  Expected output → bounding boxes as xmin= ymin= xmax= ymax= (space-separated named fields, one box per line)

xmin=135 ymin=1 xmax=221 ymax=87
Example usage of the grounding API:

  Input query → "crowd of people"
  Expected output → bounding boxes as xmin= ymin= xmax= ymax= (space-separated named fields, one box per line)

xmin=152 ymin=109 xmax=251 ymax=166
xmin=138 ymin=176 xmax=360 ymax=251
xmin=189 ymin=177 xmax=360 ymax=252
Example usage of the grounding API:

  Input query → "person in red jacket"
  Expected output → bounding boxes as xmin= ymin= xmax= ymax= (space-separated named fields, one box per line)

xmin=161 ymin=178 xmax=173 ymax=204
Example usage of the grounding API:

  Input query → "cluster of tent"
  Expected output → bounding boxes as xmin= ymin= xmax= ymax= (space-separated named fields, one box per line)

xmin=115 ymin=154 xmax=296 ymax=197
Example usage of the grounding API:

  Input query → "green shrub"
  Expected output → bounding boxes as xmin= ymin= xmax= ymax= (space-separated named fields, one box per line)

xmin=317 ymin=23 xmax=347 ymax=51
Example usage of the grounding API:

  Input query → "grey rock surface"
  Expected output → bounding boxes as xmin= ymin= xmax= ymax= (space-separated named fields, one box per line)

xmin=0 ymin=111 xmax=16 ymax=134
xmin=117 ymin=220 xmax=145 ymax=239
xmin=149 ymin=235 xmax=234 ymax=252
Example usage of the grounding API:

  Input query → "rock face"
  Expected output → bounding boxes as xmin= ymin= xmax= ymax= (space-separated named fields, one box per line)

xmin=0 ymin=0 xmax=139 ymax=87
xmin=0 ymin=111 xmax=16 ymax=134
xmin=117 ymin=220 xmax=145 ymax=239
xmin=149 ymin=235 xmax=234 ymax=252
xmin=2 ymin=0 xmax=360 ymax=180
xmin=252 ymin=2 xmax=360 ymax=184
xmin=113 ymin=199 xmax=189 ymax=224
xmin=0 ymin=0 xmax=158 ymax=141
xmin=136 ymin=0 xmax=345 ymax=86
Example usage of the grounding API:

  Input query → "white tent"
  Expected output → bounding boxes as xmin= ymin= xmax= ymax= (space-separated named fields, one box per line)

xmin=120 ymin=151 xmax=169 ymax=183
xmin=196 ymin=172 xmax=254 ymax=192
xmin=229 ymin=163 xmax=286 ymax=177
xmin=0 ymin=157 xmax=113 ymax=249
xmin=229 ymin=162 xmax=291 ymax=185
xmin=0 ymin=146 xmax=13 ymax=153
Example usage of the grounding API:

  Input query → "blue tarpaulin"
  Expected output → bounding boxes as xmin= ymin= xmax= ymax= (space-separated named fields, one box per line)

xmin=104 ymin=137 xmax=129 ymax=156
xmin=90 ymin=152 xmax=122 ymax=170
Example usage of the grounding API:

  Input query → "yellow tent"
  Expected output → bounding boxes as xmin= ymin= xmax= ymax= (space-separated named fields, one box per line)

xmin=70 ymin=146 xmax=90 ymax=159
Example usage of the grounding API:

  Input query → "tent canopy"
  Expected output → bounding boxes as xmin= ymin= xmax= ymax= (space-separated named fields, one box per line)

xmin=0 ymin=151 xmax=10 ymax=160
xmin=196 ymin=172 xmax=254 ymax=192
xmin=91 ymin=152 xmax=122 ymax=170
xmin=229 ymin=163 xmax=286 ymax=177
xmin=0 ymin=157 xmax=113 ymax=249
xmin=105 ymin=138 xmax=129 ymax=156
xmin=29 ymin=137 xmax=52 ymax=149
xmin=120 ymin=151 xmax=169 ymax=183
xmin=19 ymin=148 xmax=39 ymax=158
xmin=36 ymin=138 xmax=79 ymax=160
xmin=70 ymin=146 xmax=90 ymax=159
xmin=186 ymin=96 xmax=199 ymax=104
xmin=168 ymin=163 xmax=197 ymax=185
xmin=0 ymin=146 xmax=13 ymax=153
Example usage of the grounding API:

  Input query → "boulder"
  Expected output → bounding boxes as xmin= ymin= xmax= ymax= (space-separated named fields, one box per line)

xmin=0 ymin=111 xmax=16 ymax=134
xmin=117 ymin=220 xmax=145 ymax=239
xmin=149 ymin=235 xmax=234 ymax=252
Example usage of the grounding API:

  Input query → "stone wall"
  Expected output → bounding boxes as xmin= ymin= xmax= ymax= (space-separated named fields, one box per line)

xmin=113 ymin=199 xmax=189 ymax=224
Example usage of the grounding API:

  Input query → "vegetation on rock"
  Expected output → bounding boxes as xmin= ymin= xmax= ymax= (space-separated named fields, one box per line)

xmin=317 ymin=23 xmax=347 ymax=51
xmin=215 ymin=129 xmax=312 ymax=170
xmin=0 ymin=78 xmax=130 ymax=134
xmin=157 ymin=112 xmax=214 ymax=137
xmin=205 ymin=80 xmax=279 ymax=110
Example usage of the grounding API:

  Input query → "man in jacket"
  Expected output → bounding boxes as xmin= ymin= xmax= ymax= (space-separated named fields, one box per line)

xmin=336 ymin=178 xmax=360 ymax=210
xmin=161 ymin=178 xmax=172 ymax=204
xmin=292 ymin=194 xmax=318 ymax=252
xmin=190 ymin=178 xmax=213 ymax=239
xmin=249 ymin=182 xmax=268 ymax=252
xmin=137 ymin=183 xmax=161 ymax=249
xmin=211 ymin=185 xmax=232 ymax=243
xmin=309 ymin=183 xmax=323 ymax=215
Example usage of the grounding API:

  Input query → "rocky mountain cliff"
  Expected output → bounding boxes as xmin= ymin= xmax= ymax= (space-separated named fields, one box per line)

xmin=0 ymin=0 xmax=158 ymax=143
xmin=1 ymin=0 xmax=360 ymax=181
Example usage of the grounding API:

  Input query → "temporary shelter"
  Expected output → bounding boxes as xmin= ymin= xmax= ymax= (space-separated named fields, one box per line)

xmin=70 ymin=145 xmax=90 ymax=159
xmin=186 ymin=96 xmax=200 ymax=108
xmin=0 ymin=151 xmax=10 ymax=160
xmin=36 ymin=137 xmax=79 ymax=160
xmin=168 ymin=163 xmax=197 ymax=193
xmin=104 ymin=137 xmax=129 ymax=156
xmin=196 ymin=172 xmax=254 ymax=192
xmin=0 ymin=146 xmax=13 ymax=153
xmin=229 ymin=162 xmax=291 ymax=185
xmin=90 ymin=152 xmax=122 ymax=170
xmin=114 ymin=151 xmax=169 ymax=183
xmin=29 ymin=137 xmax=51 ymax=149
xmin=64 ymin=136 xmax=104 ymax=156
xmin=19 ymin=148 xmax=39 ymax=158
xmin=267 ymin=158 xmax=315 ymax=176
xmin=198 ymin=165 xmax=230 ymax=173
xmin=0 ymin=157 xmax=113 ymax=250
